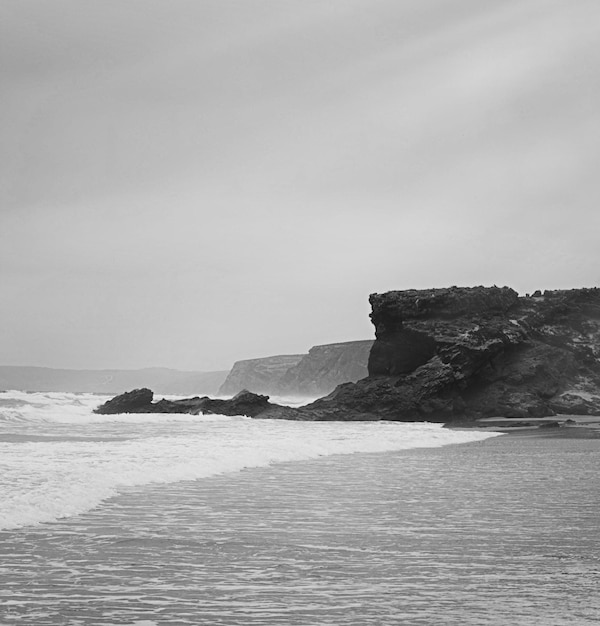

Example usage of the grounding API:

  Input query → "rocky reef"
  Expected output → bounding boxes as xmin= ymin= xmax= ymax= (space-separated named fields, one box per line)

xmin=97 ymin=287 xmax=600 ymax=422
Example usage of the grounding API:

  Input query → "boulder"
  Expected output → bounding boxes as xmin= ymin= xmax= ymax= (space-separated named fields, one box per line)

xmin=95 ymin=388 xmax=154 ymax=414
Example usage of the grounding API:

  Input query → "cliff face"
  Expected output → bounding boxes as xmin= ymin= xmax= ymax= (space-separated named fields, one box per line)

xmin=219 ymin=341 xmax=373 ymax=397
xmin=271 ymin=286 xmax=600 ymax=421
xmin=277 ymin=340 xmax=373 ymax=396
xmin=218 ymin=355 xmax=304 ymax=396
xmin=97 ymin=286 xmax=600 ymax=423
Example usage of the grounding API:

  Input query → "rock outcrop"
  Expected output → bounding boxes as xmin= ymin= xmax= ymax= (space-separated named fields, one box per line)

xmin=218 ymin=355 xmax=304 ymax=396
xmin=95 ymin=388 xmax=279 ymax=417
xmin=279 ymin=286 xmax=600 ymax=421
xmin=96 ymin=287 xmax=600 ymax=422
xmin=95 ymin=387 xmax=154 ymax=414
xmin=277 ymin=340 xmax=374 ymax=396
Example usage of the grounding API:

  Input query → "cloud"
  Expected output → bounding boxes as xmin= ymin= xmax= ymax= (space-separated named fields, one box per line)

xmin=1 ymin=0 xmax=599 ymax=368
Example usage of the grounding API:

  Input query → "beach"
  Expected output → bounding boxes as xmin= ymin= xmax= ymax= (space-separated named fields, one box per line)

xmin=2 ymin=429 xmax=599 ymax=625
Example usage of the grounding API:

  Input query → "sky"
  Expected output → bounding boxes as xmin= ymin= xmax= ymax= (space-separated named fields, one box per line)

xmin=1 ymin=0 xmax=600 ymax=371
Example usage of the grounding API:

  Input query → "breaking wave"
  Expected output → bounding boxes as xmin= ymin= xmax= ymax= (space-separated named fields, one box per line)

xmin=0 ymin=390 xmax=500 ymax=529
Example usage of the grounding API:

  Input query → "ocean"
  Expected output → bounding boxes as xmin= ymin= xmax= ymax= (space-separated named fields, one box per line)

xmin=1 ymin=391 xmax=599 ymax=624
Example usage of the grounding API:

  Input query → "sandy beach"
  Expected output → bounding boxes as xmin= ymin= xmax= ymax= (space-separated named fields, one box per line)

xmin=1 ymin=430 xmax=599 ymax=625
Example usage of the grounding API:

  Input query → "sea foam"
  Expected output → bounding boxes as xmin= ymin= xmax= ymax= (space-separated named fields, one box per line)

xmin=0 ymin=391 xmax=501 ymax=529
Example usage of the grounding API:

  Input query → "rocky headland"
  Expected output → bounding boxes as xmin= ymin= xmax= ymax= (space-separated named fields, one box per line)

xmin=96 ymin=286 xmax=600 ymax=423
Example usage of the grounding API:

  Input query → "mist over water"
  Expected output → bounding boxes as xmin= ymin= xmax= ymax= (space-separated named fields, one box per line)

xmin=0 ymin=390 xmax=498 ymax=530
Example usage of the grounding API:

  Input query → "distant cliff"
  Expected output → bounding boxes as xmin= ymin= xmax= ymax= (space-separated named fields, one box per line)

xmin=218 ymin=355 xmax=304 ymax=396
xmin=0 ymin=366 xmax=228 ymax=396
xmin=218 ymin=341 xmax=373 ymax=397
xmin=278 ymin=341 xmax=373 ymax=396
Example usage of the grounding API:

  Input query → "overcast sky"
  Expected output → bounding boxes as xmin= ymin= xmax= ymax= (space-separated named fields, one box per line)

xmin=1 ymin=1 xmax=599 ymax=371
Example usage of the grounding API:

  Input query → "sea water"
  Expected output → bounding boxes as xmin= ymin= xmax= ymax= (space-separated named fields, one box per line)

xmin=0 ymin=390 xmax=496 ymax=531
xmin=2 ymin=391 xmax=600 ymax=625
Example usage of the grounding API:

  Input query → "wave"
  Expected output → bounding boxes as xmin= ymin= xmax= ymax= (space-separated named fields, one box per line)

xmin=0 ymin=391 xmax=501 ymax=530
xmin=0 ymin=390 xmax=236 ymax=424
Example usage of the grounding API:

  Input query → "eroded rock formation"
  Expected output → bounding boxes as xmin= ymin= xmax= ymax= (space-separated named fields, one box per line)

xmin=97 ymin=287 xmax=600 ymax=422
xmin=282 ymin=286 xmax=600 ymax=421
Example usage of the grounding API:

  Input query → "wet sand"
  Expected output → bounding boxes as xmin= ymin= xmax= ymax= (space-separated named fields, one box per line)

xmin=474 ymin=415 xmax=600 ymax=438
xmin=1 ymin=433 xmax=600 ymax=625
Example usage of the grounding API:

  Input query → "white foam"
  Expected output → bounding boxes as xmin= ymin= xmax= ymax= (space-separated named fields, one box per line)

xmin=0 ymin=391 xmax=501 ymax=530
xmin=0 ymin=390 xmax=236 ymax=424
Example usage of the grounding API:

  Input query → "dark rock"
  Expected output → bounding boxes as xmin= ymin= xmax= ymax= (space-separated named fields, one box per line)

xmin=195 ymin=389 xmax=273 ymax=417
xmin=96 ymin=286 xmax=600 ymax=423
xmin=94 ymin=388 xmax=279 ymax=418
xmin=95 ymin=388 xmax=155 ymax=414
xmin=262 ymin=286 xmax=600 ymax=422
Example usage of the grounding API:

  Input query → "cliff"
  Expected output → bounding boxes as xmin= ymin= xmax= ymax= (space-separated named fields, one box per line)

xmin=278 ymin=286 xmax=600 ymax=421
xmin=97 ymin=287 xmax=600 ymax=423
xmin=219 ymin=341 xmax=373 ymax=397
xmin=0 ymin=366 xmax=228 ymax=396
xmin=218 ymin=355 xmax=304 ymax=396
xmin=277 ymin=340 xmax=373 ymax=396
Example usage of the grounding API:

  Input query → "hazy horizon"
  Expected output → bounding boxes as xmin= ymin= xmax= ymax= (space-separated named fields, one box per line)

xmin=2 ymin=1 xmax=599 ymax=371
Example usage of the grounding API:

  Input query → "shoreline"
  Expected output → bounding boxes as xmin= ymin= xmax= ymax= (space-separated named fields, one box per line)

xmin=465 ymin=425 xmax=600 ymax=439
xmin=467 ymin=414 xmax=600 ymax=439
xmin=2 ymin=432 xmax=599 ymax=625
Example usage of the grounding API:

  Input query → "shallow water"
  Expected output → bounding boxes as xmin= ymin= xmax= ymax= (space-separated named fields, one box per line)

xmin=2 ymin=434 xmax=600 ymax=625
xmin=0 ymin=390 xmax=495 ymax=530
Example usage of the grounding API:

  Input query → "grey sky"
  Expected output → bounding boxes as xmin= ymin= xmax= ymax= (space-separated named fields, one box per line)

xmin=1 ymin=0 xmax=599 ymax=371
